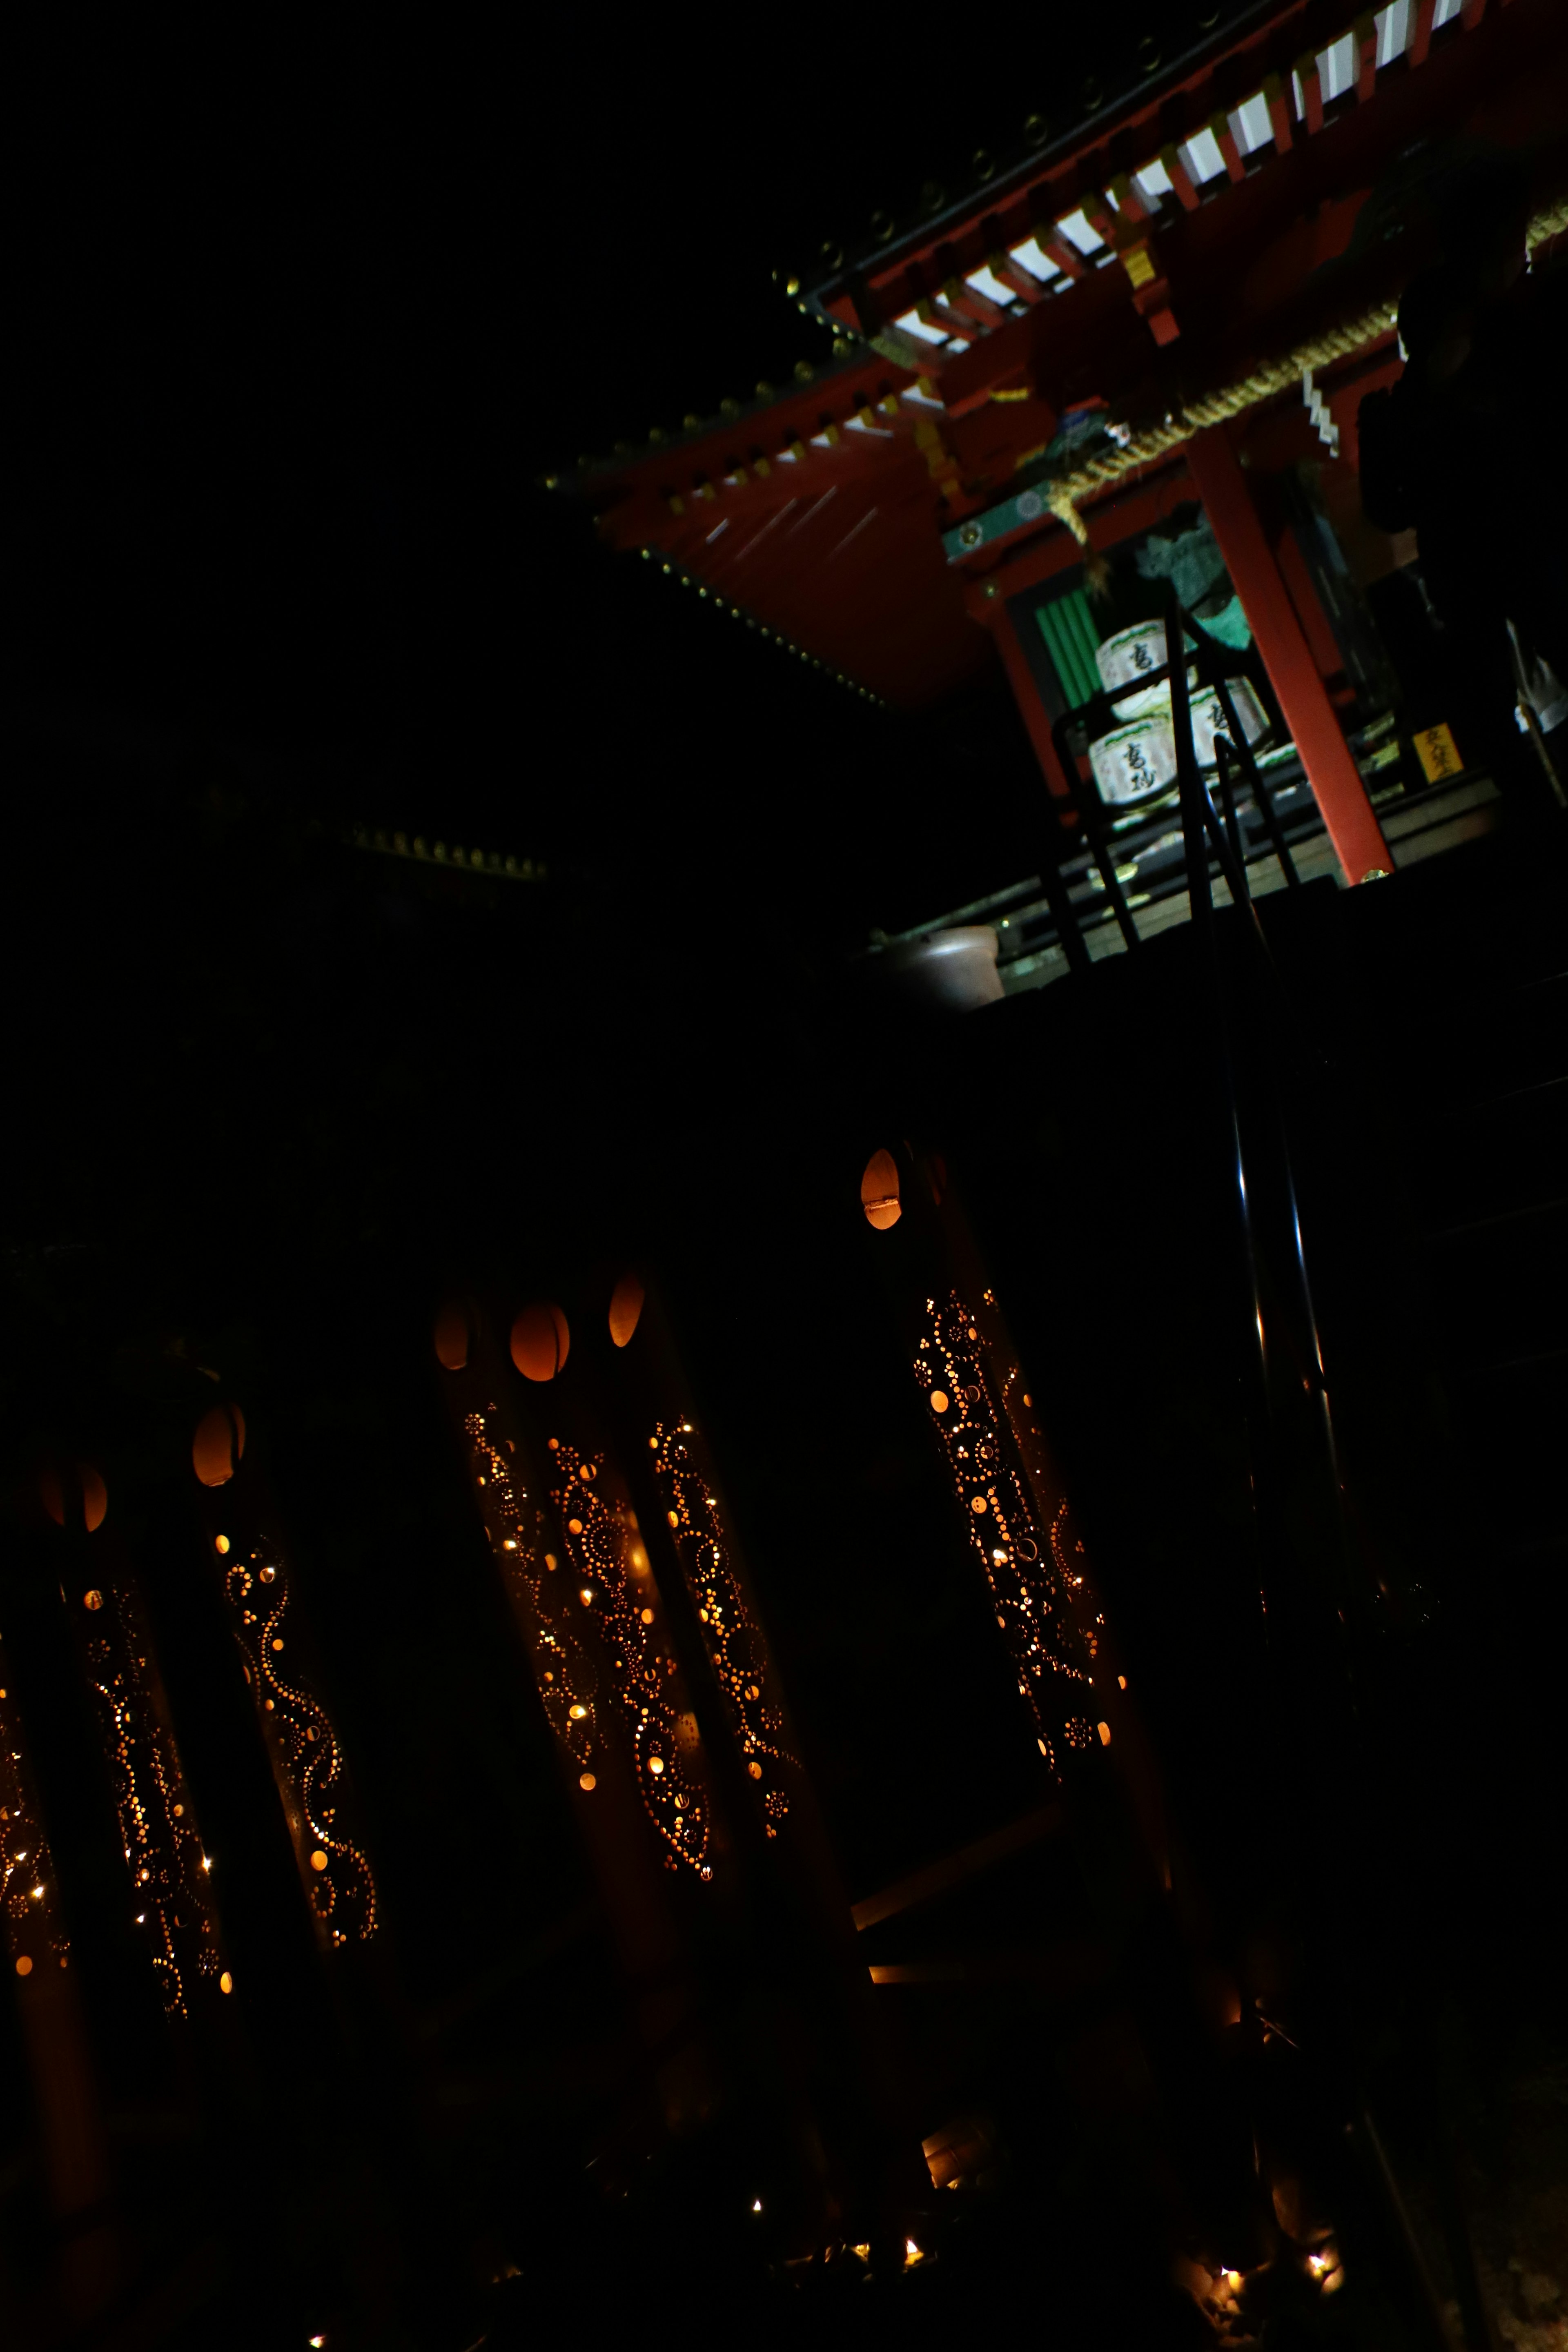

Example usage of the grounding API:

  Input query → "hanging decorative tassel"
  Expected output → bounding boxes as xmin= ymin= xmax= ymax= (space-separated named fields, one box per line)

xmin=1048 ymin=483 xmax=1089 ymax=544
xmin=1049 ymin=484 xmax=1110 ymax=593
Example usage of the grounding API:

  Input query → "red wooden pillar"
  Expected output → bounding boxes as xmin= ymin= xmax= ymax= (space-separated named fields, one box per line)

xmin=982 ymin=591 xmax=1079 ymax=815
xmin=1186 ymin=425 xmax=1392 ymax=884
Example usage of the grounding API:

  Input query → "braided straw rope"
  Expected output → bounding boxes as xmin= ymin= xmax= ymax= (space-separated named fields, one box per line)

xmin=1045 ymin=194 xmax=1567 ymax=546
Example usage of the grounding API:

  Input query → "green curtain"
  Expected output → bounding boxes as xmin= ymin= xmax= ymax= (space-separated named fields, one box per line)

xmin=1034 ymin=587 xmax=1102 ymax=708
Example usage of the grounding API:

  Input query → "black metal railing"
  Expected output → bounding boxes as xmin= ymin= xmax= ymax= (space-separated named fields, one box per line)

xmin=1047 ymin=603 xmax=1301 ymax=962
xmin=1155 ymin=577 xmax=1491 ymax=2352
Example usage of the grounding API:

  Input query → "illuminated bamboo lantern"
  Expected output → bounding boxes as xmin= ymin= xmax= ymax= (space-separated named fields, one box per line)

xmin=189 ymin=1402 xmax=378 ymax=1951
xmin=856 ymin=1140 xmax=1163 ymax=1869
xmin=546 ymin=1430 xmax=716 ymax=1884
xmin=75 ymin=1572 xmax=231 ymax=2016
xmin=511 ymin=1299 xmax=571 ymax=1381
xmin=648 ymin=1418 xmax=800 ymax=1845
xmin=598 ymin=1270 xmax=926 ymax=2236
xmin=434 ymin=1296 xmax=719 ymax=2127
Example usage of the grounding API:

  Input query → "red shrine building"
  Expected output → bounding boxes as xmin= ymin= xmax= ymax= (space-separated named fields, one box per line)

xmin=558 ymin=0 xmax=1566 ymax=980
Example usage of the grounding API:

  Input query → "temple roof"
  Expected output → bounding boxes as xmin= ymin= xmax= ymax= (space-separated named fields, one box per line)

xmin=552 ymin=0 xmax=1567 ymax=707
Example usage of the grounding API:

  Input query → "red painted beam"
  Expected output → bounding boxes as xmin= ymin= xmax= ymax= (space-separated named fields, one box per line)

xmin=1210 ymin=109 xmax=1247 ymax=183
xmin=1410 ymin=0 xmax=1439 ymax=65
xmin=1262 ymin=69 xmax=1295 ymax=153
xmin=1034 ymin=223 xmax=1090 ymax=280
xmin=1185 ymin=424 xmax=1391 ymax=883
xmin=917 ymin=295 xmax=981 ymax=344
xmin=1296 ymin=50 xmax=1325 ymax=134
xmin=987 ymin=599 xmax=1079 ymax=806
xmin=989 ymin=249 xmax=1051 ymax=304
xmin=1080 ymin=193 xmax=1121 ymax=246
xmin=1160 ymin=141 xmax=1203 ymax=212
xmin=1107 ymin=171 xmax=1155 ymax=224
xmin=978 ymin=462 xmax=1196 ymax=606
xmin=943 ymin=274 xmax=1009 ymax=329
xmin=1354 ymin=10 xmax=1379 ymax=100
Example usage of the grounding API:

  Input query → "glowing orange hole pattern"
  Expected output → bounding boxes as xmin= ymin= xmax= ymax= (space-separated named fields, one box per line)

xmin=650 ymin=1421 xmax=797 ymax=1840
xmin=463 ymin=1409 xmax=600 ymax=1787
xmin=550 ymin=1442 xmax=715 ymax=1880
xmin=78 ymin=1575 xmax=228 ymax=2016
xmin=217 ymin=1532 xmax=377 ymax=1949
xmin=915 ymin=1290 xmax=1102 ymax=1775
xmin=0 ymin=1633 xmax=71 ymax=1982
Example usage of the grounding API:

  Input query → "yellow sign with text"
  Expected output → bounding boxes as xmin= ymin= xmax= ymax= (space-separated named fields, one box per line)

xmin=1412 ymin=722 xmax=1462 ymax=784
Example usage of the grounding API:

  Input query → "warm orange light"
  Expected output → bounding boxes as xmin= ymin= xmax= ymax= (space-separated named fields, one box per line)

xmin=40 ymin=1461 xmax=109 ymax=1532
xmin=1117 ymin=1674 xmax=1127 ymax=1689
xmin=579 ymin=1772 xmax=597 ymax=1792
xmin=640 ymin=1606 xmax=655 ymax=1624
xmin=648 ymin=1756 xmax=664 ymax=1774
xmin=14 ymin=1956 xmax=32 ymax=1977
xmin=433 ymin=1303 xmax=469 ymax=1371
xmin=84 ymin=1590 xmax=103 ymax=1612
xmin=861 ymin=1148 xmax=901 ymax=1230
xmin=215 ymin=1535 xmax=230 ymax=1555
xmin=971 ymin=1495 xmax=987 ymax=1514
xmin=309 ymin=1851 xmax=329 ymax=1872
xmin=219 ymin=1971 xmax=234 ymax=1994
xmin=930 ymin=1391 xmax=949 ymax=1413
xmin=193 ymin=1405 xmax=246 ymax=1489
xmin=1096 ymin=1721 xmax=1112 ymax=1746
xmin=510 ymin=1301 xmax=570 ymax=1382
xmin=608 ymin=1272 xmax=646 ymax=1348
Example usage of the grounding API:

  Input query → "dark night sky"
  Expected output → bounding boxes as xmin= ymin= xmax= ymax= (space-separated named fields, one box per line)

xmin=14 ymin=15 xmax=1167 ymax=944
